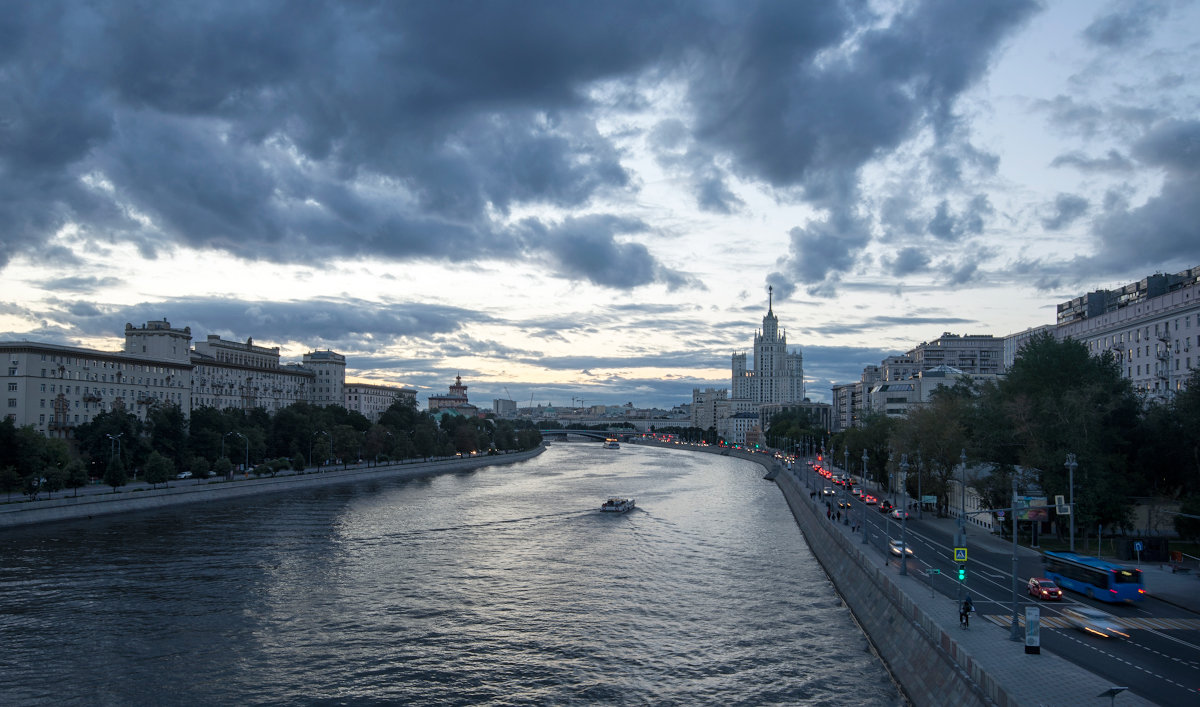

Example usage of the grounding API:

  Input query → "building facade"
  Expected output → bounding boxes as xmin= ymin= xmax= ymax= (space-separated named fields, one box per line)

xmin=731 ymin=288 xmax=805 ymax=405
xmin=1056 ymin=266 xmax=1200 ymax=398
xmin=345 ymin=382 xmax=418 ymax=422
xmin=905 ymin=333 xmax=1003 ymax=376
xmin=2 ymin=319 xmax=416 ymax=437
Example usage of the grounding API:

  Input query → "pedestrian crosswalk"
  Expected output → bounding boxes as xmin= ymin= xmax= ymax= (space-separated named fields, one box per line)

xmin=982 ymin=613 xmax=1200 ymax=631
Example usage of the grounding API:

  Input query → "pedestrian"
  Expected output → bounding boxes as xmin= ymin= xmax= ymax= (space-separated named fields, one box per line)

xmin=836 ymin=511 xmax=841 ymax=522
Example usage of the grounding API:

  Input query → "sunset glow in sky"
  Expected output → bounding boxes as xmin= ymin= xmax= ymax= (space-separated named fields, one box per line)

xmin=2 ymin=1 xmax=1198 ymax=407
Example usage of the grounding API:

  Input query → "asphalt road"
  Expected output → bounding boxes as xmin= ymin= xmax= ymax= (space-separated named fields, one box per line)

xmin=823 ymin=473 xmax=1200 ymax=705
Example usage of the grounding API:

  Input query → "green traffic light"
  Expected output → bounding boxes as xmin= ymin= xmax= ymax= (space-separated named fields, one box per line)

xmin=957 ymin=566 xmax=966 ymax=581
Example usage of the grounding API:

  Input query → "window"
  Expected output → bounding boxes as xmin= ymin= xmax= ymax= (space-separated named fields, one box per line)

xmin=7 ymin=367 xmax=15 ymax=376
xmin=7 ymin=383 xmax=15 ymax=391
xmin=7 ymin=399 xmax=15 ymax=408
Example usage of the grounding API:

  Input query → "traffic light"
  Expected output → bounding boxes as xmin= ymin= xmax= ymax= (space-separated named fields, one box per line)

xmin=957 ymin=564 xmax=966 ymax=581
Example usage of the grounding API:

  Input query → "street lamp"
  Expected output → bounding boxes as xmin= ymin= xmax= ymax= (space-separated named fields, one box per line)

xmin=899 ymin=454 xmax=909 ymax=576
xmin=233 ymin=431 xmax=248 ymax=475
xmin=106 ymin=432 xmax=123 ymax=466
xmin=958 ymin=449 xmax=968 ymax=603
xmin=1065 ymin=453 xmax=1077 ymax=553
xmin=861 ymin=449 xmax=869 ymax=545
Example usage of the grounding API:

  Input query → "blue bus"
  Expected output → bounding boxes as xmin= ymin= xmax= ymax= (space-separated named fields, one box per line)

xmin=1042 ymin=551 xmax=1146 ymax=603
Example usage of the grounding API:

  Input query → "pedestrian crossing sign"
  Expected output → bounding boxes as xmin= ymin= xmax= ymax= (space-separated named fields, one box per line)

xmin=954 ymin=548 xmax=967 ymax=562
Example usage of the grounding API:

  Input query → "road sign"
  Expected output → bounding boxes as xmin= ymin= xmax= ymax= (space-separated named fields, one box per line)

xmin=997 ymin=510 xmax=1005 ymax=519
xmin=1134 ymin=541 xmax=1143 ymax=552
xmin=1057 ymin=504 xmax=1070 ymax=515
xmin=954 ymin=547 xmax=967 ymax=562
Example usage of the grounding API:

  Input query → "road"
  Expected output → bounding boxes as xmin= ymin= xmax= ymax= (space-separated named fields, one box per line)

xmin=810 ymin=462 xmax=1200 ymax=706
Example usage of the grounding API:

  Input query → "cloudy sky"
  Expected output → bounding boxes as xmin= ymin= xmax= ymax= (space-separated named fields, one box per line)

xmin=2 ymin=0 xmax=1198 ymax=409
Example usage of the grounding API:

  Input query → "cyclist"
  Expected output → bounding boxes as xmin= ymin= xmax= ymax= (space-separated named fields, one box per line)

xmin=959 ymin=596 xmax=974 ymax=628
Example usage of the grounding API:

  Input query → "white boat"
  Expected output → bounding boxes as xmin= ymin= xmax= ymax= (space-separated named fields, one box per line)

xmin=600 ymin=497 xmax=635 ymax=513
xmin=603 ymin=437 xmax=620 ymax=449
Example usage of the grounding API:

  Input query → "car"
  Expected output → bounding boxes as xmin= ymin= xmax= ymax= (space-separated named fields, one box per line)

xmin=851 ymin=486 xmax=862 ymax=496
xmin=864 ymin=495 xmax=877 ymax=505
xmin=1027 ymin=577 xmax=1062 ymax=601
xmin=176 ymin=471 xmax=193 ymax=479
xmin=879 ymin=500 xmax=895 ymax=513
xmin=888 ymin=539 xmax=914 ymax=557
xmin=1061 ymin=606 xmax=1128 ymax=638
xmin=822 ymin=487 xmax=835 ymax=496
xmin=837 ymin=500 xmax=852 ymax=509
xmin=890 ymin=509 xmax=910 ymax=520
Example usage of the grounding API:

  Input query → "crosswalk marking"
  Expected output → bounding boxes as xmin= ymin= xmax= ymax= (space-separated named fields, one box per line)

xmin=981 ymin=614 xmax=1200 ymax=631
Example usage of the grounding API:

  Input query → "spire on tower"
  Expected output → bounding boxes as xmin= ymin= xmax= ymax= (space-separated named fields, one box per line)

xmin=768 ymin=285 xmax=773 ymax=315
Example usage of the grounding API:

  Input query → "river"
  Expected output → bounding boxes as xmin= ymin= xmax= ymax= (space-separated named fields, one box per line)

xmin=0 ymin=442 xmax=903 ymax=705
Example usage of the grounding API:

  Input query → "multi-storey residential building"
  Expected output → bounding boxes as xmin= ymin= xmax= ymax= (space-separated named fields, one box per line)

xmin=1003 ymin=325 xmax=1055 ymax=372
xmin=881 ymin=355 xmax=917 ymax=382
xmin=732 ymin=288 xmax=804 ymax=405
xmin=345 ymin=382 xmax=417 ymax=422
xmin=2 ymin=339 xmax=192 ymax=438
xmin=2 ymin=319 xmax=414 ymax=437
xmin=868 ymin=366 xmax=1001 ymax=417
xmin=1056 ymin=266 xmax=1200 ymax=398
xmin=758 ymin=401 xmax=832 ymax=438
xmin=190 ymin=331 xmax=314 ymax=413
xmin=906 ymin=333 xmax=1003 ymax=376
xmin=690 ymin=387 xmax=727 ymax=432
xmin=492 ymin=398 xmax=517 ymax=417
xmin=304 ymin=350 xmax=346 ymax=407
xmin=831 ymin=383 xmax=855 ymax=433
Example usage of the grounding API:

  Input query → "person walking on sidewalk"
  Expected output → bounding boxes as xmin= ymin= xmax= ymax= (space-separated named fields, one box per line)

xmin=959 ymin=596 xmax=974 ymax=628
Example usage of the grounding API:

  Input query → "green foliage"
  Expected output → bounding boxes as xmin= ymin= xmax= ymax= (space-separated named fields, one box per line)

xmin=64 ymin=459 xmax=89 ymax=496
xmin=103 ymin=454 xmax=127 ymax=492
xmin=143 ymin=451 xmax=174 ymax=488
xmin=1175 ymin=496 xmax=1200 ymax=542
xmin=212 ymin=457 xmax=233 ymax=479
xmin=1 ymin=465 xmax=23 ymax=500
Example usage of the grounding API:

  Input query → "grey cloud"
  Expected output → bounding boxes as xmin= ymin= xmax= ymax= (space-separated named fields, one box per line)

xmin=1050 ymin=149 xmax=1134 ymax=172
xmin=926 ymin=196 xmax=990 ymax=242
xmin=944 ymin=258 xmax=980 ymax=286
xmin=1088 ymin=120 xmax=1200 ymax=272
xmin=516 ymin=214 xmax=700 ymax=290
xmin=1041 ymin=194 xmax=1090 ymax=231
xmin=1082 ymin=1 xmax=1168 ymax=48
xmin=42 ymin=275 xmax=124 ymax=293
xmin=886 ymin=247 xmax=931 ymax=277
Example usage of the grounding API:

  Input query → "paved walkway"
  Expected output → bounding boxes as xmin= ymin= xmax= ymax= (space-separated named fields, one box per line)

xmin=786 ymin=464 xmax=1160 ymax=707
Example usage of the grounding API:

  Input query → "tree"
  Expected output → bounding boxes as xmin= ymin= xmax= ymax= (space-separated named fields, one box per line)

xmin=144 ymin=451 xmax=174 ymax=489
xmin=146 ymin=403 xmax=189 ymax=467
xmin=213 ymin=457 xmax=233 ymax=480
xmin=190 ymin=456 xmax=211 ymax=481
xmin=1175 ymin=496 xmax=1200 ymax=543
xmin=1 ymin=466 xmax=23 ymax=501
xmin=64 ymin=460 xmax=89 ymax=497
xmin=41 ymin=465 xmax=66 ymax=499
xmin=104 ymin=454 xmax=128 ymax=492
xmin=891 ymin=397 xmax=969 ymax=516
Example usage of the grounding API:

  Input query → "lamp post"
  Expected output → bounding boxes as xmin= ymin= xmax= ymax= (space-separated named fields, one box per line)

xmin=958 ymin=449 xmax=968 ymax=603
xmin=106 ymin=432 xmax=123 ymax=466
xmin=233 ymin=431 xmax=248 ymax=475
xmin=916 ymin=449 xmax=923 ymax=520
xmin=1010 ymin=471 xmax=1021 ymax=641
xmin=861 ymin=449 xmax=869 ymax=545
xmin=900 ymin=454 xmax=909 ymax=576
xmin=1065 ymin=453 xmax=1077 ymax=553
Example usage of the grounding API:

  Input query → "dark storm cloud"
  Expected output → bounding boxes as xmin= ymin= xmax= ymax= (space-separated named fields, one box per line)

xmin=1088 ymin=120 xmax=1200 ymax=272
xmin=0 ymin=0 xmax=1039 ymax=294
xmin=515 ymin=214 xmax=700 ymax=290
xmin=1082 ymin=1 xmax=1167 ymax=48
xmin=750 ymin=0 xmax=1038 ymax=294
xmin=39 ymin=296 xmax=490 ymax=350
xmin=1041 ymin=193 xmax=1090 ymax=231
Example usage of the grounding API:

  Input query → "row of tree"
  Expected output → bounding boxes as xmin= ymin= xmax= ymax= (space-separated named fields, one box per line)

xmin=767 ymin=333 xmax=1200 ymax=542
xmin=1 ymin=399 xmax=543 ymax=499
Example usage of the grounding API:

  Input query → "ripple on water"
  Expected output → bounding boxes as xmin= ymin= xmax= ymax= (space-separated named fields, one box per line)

xmin=0 ymin=445 xmax=902 ymax=706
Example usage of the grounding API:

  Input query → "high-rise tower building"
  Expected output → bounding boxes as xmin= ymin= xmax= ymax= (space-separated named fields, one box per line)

xmin=732 ymin=287 xmax=805 ymax=405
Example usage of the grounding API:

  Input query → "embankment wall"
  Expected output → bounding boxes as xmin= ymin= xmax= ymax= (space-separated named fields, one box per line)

xmin=0 ymin=447 xmax=544 ymax=529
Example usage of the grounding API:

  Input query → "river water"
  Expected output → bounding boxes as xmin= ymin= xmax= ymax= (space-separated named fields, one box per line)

xmin=0 ymin=442 xmax=903 ymax=705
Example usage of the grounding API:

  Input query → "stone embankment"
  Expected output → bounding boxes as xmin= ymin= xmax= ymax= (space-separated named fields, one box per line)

xmin=0 ymin=447 xmax=544 ymax=529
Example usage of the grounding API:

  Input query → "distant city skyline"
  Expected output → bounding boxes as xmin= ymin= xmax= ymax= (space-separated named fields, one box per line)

xmin=3 ymin=2 xmax=1198 ymax=408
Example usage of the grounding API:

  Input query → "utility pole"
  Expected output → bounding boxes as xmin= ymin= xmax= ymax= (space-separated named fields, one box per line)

xmin=900 ymin=454 xmax=909 ymax=576
xmin=1065 ymin=453 xmax=1077 ymax=553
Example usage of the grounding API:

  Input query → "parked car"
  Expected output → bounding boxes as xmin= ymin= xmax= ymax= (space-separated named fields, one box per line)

xmin=888 ymin=539 xmax=914 ymax=557
xmin=176 ymin=471 xmax=193 ymax=479
xmin=1061 ymin=606 xmax=1128 ymax=638
xmin=1027 ymin=577 xmax=1062 ymax=601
